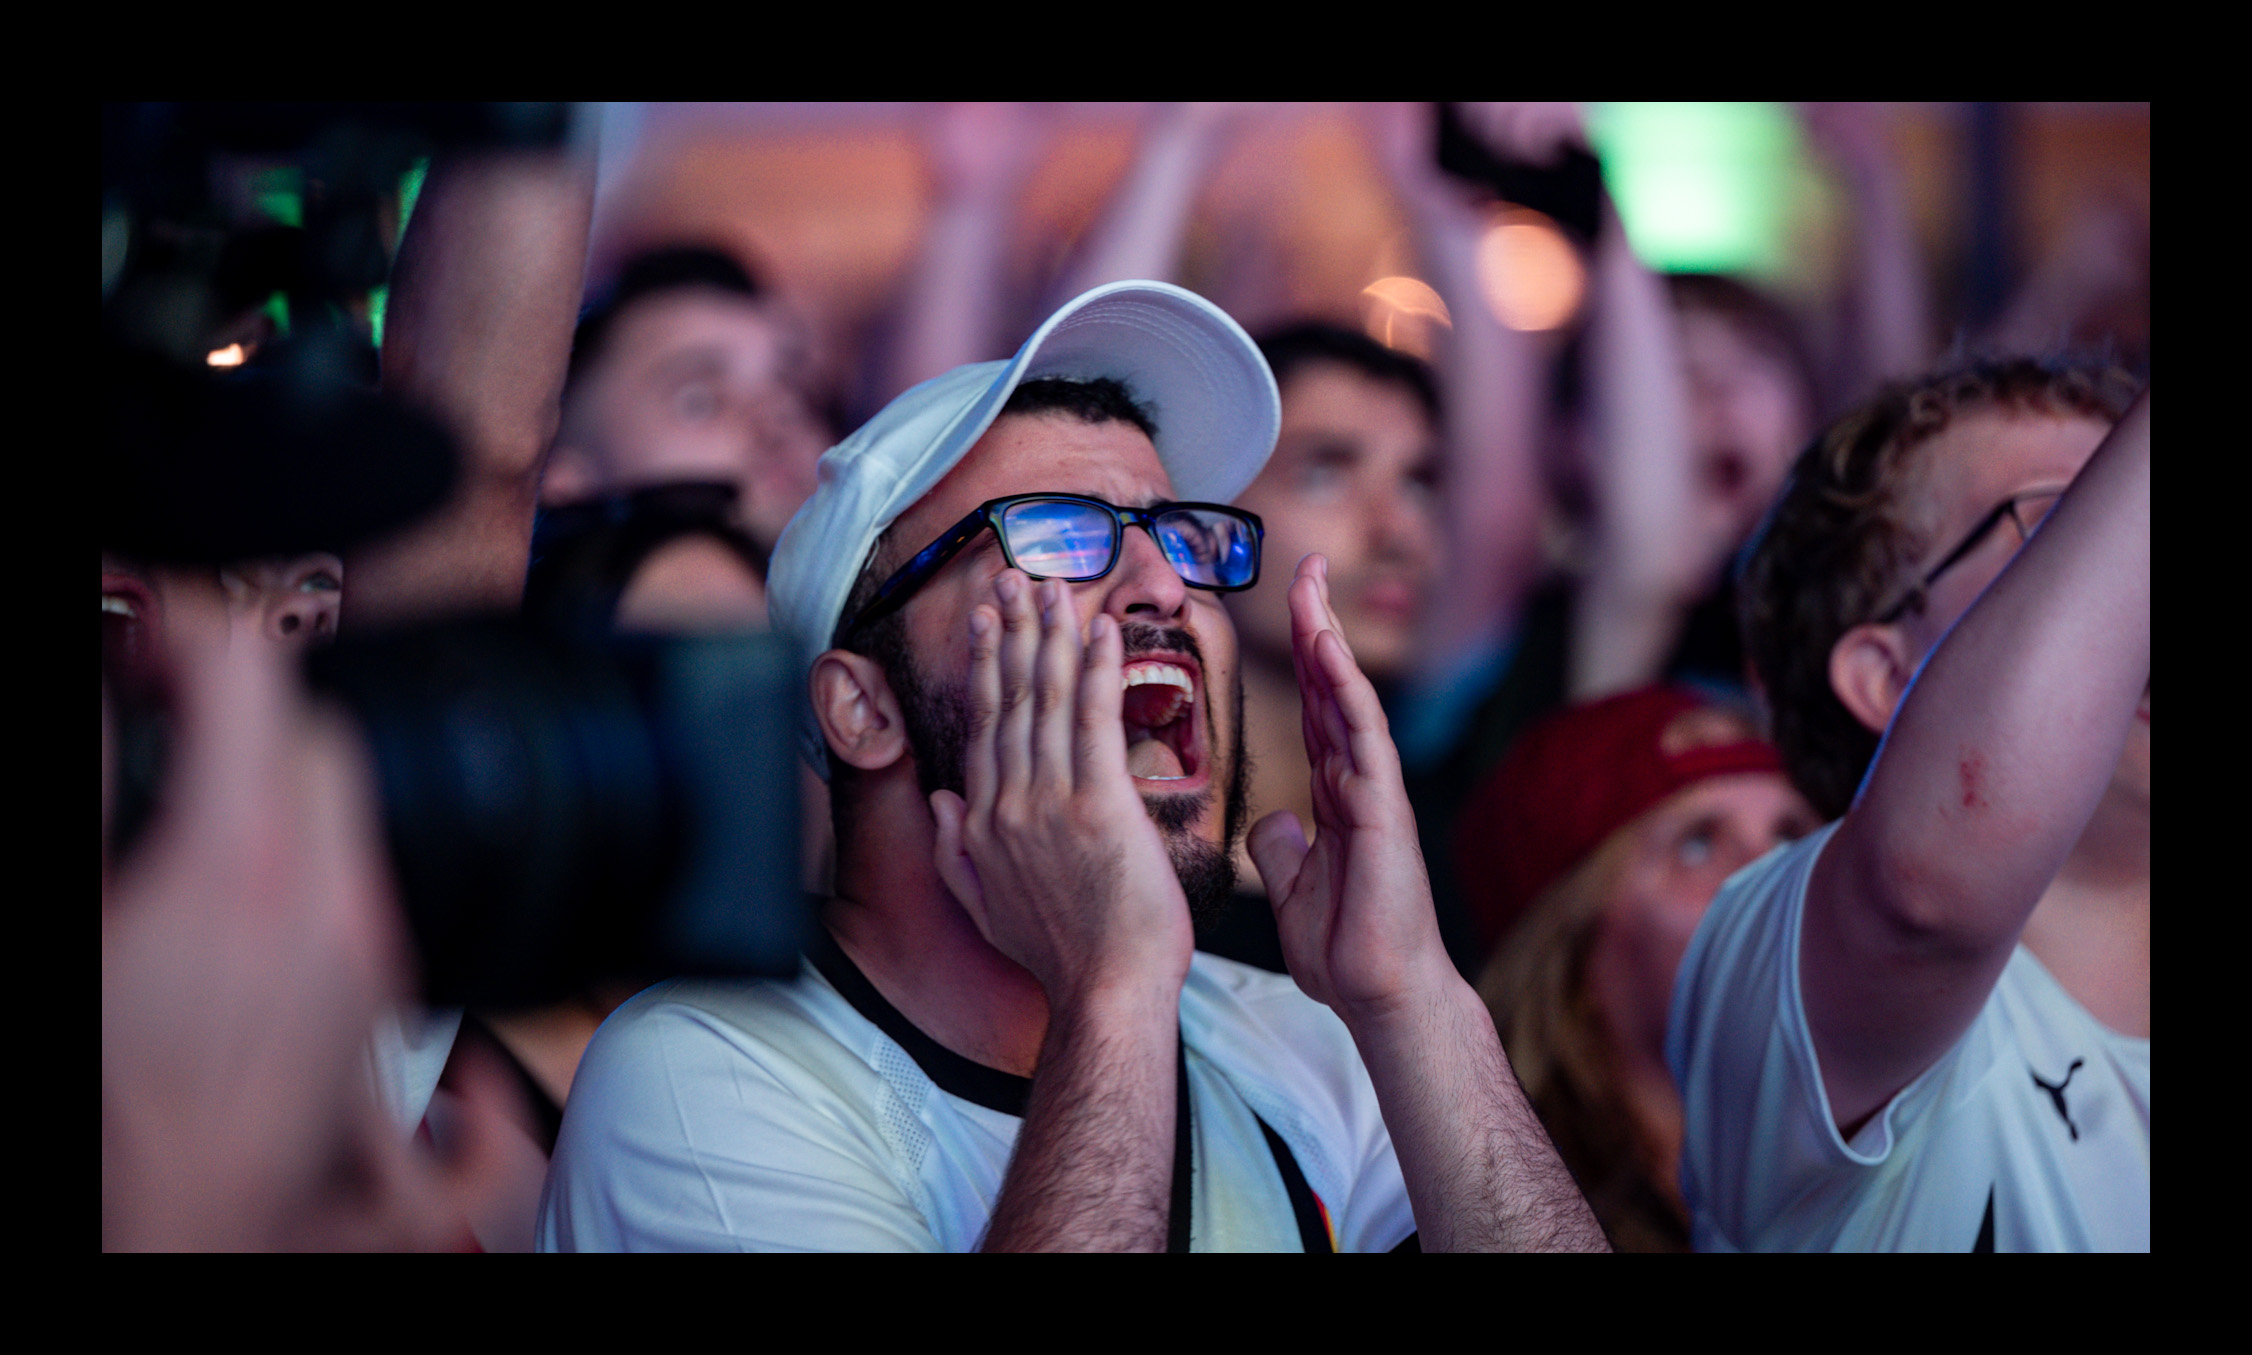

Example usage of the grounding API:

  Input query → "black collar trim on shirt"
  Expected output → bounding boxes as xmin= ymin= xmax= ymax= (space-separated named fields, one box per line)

xmin=807 ymin=928 xmax=1034 ymax=1117
xmin=809 ymin=929 xmax=1328 ymax=1252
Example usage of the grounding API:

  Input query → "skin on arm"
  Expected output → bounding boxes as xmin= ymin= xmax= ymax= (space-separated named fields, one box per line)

xmin=1363 ymin=102 xmax=1549 ymax=675
xmin=1805 ymin=391 xmax=2150 ymax=1131
xmin=1251 ymin=555 xmax=1608 ymax=1251
xmin=877 ymin=103 xmax=1053 ymax=403
xmin=346 ymin=149 xmax=594 ymax=627
xmin=1045 ymin=104 xmax=1247 ymax=309
xmin=1805 ymin=103 xmax=1933 ymax=397
xmin=927 ymin=574 xmax=1190 ymax=1251
xmin=1571 ymin=198 xmax=1705 ymax=700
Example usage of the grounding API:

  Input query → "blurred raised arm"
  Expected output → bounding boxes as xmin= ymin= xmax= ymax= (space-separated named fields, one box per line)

xmin=1570 ymin=196 xmax=1705 ymax=700
xmin=876 ymin=103 xmax=1054 ymax=403
xmin=1362 ymin=103 xmax=1549 ymax=677
xmin=346 ymin=148 xmax=594 ymax=626
xmin=1045 ymin=104 xmax=1249 ymax=306
xmin=1805 ymin=102 xmax=1933 ymax=402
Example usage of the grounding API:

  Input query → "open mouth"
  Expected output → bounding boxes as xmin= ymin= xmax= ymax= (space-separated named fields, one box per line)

xmin=101 ymin=572 xmax=161 ymax=686
xmin=1121 ymin=656 xmax=1203 ymax=785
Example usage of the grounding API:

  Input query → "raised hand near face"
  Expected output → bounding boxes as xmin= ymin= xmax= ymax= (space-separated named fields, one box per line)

xmin=930 ymin=572 xmax=1195 ymax=1007
xmin=1250 ymin=554 xmax=1451 ymax=1018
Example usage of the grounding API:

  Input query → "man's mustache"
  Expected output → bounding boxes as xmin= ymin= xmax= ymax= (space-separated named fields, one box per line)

xmin=1118 ymin=621 xmax=1201 ymax=667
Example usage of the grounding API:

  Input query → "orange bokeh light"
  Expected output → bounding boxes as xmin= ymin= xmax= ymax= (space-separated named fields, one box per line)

xmin=1476 ymin=211 xmax=1586 ymax=332
xmin=1360 ymin=276 xmax=1451 ymax=358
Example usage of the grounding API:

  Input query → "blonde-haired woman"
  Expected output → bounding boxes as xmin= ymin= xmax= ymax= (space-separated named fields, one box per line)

xmin=1458 ymin=687 xmax=1817 ymax=1251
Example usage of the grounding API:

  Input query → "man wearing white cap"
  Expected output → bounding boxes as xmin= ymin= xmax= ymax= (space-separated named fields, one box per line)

xmin=538 ymin=282 xmax=1604 ymax=1251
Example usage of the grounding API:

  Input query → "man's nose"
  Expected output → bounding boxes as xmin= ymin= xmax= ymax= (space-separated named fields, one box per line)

xmin=1089 ymin=522 xmax=1189 ymax=622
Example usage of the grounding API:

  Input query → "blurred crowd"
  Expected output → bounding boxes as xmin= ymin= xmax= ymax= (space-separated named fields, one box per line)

xmin=101 ymin=102 xmax=2149 ymax=1252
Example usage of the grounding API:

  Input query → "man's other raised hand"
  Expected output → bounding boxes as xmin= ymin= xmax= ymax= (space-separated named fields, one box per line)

xmin=1251 ymin=553 xmax=1451 ymax=1021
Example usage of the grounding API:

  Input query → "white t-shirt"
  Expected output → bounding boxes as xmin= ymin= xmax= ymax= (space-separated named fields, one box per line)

xmin=538 ymin=945 xmax=1417 ymax=1252
xmin=1667 ymin=822 xmax=2150 ymax=1252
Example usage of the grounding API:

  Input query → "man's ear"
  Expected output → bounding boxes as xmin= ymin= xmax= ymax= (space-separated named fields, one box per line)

xmin=811 ymin=649 xmax=909 ymax=773
xmin=1828 ymin=621 xmax=1916 ymax=736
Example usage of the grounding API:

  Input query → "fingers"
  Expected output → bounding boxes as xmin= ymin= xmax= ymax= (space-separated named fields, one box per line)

xmin=1289 ymin=554 xmax=1354 ymax=664
xmin=1313 ymin=629 xmax=1386 ymax=738
xmin=993 ymin=571 xmax=1039 ymax=793
xmin=1075 ymin=612 xmax=1128 ymax=782
xmin=1032 ymin=579 xmax=1081 ymax=782
xmin=930 ymin=789 xmax=988 ymax=922
xmin=1286 ymin=560 xmax=1352 ymax=765
xmin=1248 ymin=810 xmax=1311 ymax=904
xmin=964 ymin=603 xmax=1001 ymax=812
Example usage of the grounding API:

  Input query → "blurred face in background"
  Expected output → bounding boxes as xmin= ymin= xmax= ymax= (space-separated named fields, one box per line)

xmin=103 ymin=551 xmax=344 ymax=676
xmin=1586 ymin=770 xmax=1819 ymax=1065
xmin=1227 ymin=362 xmax=1442 ymax=681
xmin=551 ymin=288 xmax=828 ymax=552
xmin=1677 ymin=307 xmax=1815 ymax=561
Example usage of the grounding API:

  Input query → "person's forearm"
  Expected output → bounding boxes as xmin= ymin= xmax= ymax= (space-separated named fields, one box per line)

xmin=1812 ymin=392 xmax=2149 ymax=1113
xmin=1835 ymin=153 xmax=1932 ymax=396
xmin=1573 ymin=207 xmax=1703 ymax=700
xmin=883 ymin=190 xmax=1017 ymax=402
xmin=979 ymin=979 xmax=1180 ymax=1252
xmin=1845 ymin=391 xmax=2149 ymax=934
xmin=349 ymin=149 xmax=593 ymax=626
xmin=1406 ymin=180 xmax=1547 ymax=671
xmin=1345 ymin=976 xmax=1607 ymax=1252
xmin=1048 ymin=108 xmax=1218 ymax=305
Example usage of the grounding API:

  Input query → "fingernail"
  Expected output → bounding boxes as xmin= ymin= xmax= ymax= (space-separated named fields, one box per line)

xmin=997 ymin=573 xmax=1020 ymax=603
xmin=969 ymin=609 xmax=992 ymax=638
xmin=1039 ymin=578 xmax=1059 ymax=616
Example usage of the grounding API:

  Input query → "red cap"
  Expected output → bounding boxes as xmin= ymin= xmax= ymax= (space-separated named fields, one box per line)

xmin=1453 ymin=685 xmax=1784 ymax=955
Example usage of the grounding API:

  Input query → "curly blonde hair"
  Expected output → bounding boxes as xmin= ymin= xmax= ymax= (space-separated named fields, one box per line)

xmin=1478 ymin=830 xmax=1688 ymax=1252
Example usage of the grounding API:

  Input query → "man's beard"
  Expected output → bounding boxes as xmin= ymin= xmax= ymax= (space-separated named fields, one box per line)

xmin=887 ymin=624 xmax=1246 ymax=929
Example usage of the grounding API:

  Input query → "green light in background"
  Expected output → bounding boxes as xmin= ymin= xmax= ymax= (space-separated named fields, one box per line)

xmin=397 ymin=159 xmax=428 ymax=244
xmin=1585 ymin=103 xmax=1809 ymax=277
xmin=263 ymin=290 xmax=291 ymax=338
xmin=251 ymin=166 xmax=304 ymax=229
xmin=369 ymin=159 xmax=428 ymax=350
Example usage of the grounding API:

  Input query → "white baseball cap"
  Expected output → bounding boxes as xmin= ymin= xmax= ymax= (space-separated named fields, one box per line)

xmin=769 ymin=279 xmax=1282 ymax=776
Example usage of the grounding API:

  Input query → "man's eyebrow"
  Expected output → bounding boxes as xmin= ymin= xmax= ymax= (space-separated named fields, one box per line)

xmin=1045 ymin=489 xmax=1167 ymax=508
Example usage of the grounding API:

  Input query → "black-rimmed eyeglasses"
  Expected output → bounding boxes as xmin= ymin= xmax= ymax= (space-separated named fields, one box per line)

xmin=1875 ymin=486 xmax=2066 ymax=624
xmin=835 ymin=494 xmax=1265 ymax=644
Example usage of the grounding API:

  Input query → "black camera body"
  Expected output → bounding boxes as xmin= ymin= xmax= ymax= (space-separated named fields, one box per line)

xmin=304 ymin=618 xmax=809 ymax=1009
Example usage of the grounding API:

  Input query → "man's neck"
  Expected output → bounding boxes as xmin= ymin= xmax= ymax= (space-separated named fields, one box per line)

xmin=1234 ymin=651 xmax=1310 ymax=888
xmin=2021 ymin=782 xmax=2150 ymax=1038
xmin=827 ymin=801 xmax=1053 ymax=1077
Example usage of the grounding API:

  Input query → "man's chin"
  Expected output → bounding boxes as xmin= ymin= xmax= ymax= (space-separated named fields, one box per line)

xmin=1163 ymin=831 xmax=1237 ymax=932
xmin=1133 ymin=788 xmax=1231 ymax=928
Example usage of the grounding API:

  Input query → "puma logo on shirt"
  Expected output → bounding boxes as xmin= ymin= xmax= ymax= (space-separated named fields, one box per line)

xmin=2030 ymin=1058 xmax=2086 ymax=1141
